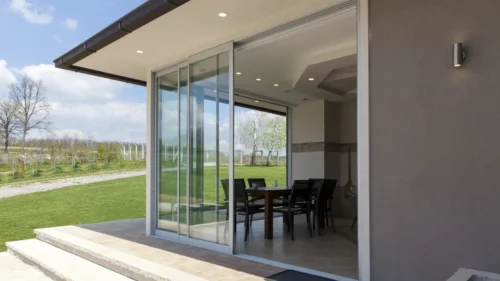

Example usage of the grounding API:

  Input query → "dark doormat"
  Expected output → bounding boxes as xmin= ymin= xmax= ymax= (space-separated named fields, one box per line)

xmin=266 ymin=270 xmax=338 ymax=281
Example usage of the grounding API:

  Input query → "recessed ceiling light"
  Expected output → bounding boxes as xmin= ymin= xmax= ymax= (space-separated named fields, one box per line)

xmin=274 ymin=83 xmax=279 ymax=87
xmin=308 ymin=77 xmax=315 ymax=81
xmin=218 ymin=12 xmax=227 ymax=17
xmin=256 ymin=78 xmax=262 ymax=81
xmin=236 ymin=72 xmax=242 ymax=75
xmin=255 ymin=100 xmax=259 ymax=103
xmin=136 ymin=50 xmax=144 ymax=54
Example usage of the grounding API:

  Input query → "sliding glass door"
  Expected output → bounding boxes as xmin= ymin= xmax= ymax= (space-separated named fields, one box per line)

xmin=155 ymin=43 xmax=234 ymax=253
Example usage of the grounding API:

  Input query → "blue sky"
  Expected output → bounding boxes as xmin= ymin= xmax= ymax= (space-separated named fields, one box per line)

xmin=0 ymin=0 xmax=147 ymax=142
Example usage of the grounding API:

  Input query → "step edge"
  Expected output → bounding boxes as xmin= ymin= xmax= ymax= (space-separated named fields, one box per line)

xmin=7 ymin=240 xmax=70 ymax=281
xmin=36 ymin=228 xmax=207 ymax=281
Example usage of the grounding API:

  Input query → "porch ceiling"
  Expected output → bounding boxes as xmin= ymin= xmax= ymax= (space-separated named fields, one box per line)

xmin=55 ymin=0 xmax=351 ymax=84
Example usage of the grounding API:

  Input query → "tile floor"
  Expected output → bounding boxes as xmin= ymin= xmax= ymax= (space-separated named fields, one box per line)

xmin=234 ymin=216 xmax=359 ymax=279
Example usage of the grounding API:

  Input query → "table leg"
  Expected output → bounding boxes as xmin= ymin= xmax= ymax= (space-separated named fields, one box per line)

xmin=264 ymin=193 xmax=274 ymax=239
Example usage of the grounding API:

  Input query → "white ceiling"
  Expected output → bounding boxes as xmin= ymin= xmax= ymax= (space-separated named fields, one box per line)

xmin=75 ymin=0 xmax=351 ymax=81
xmin=234 ymin=10 xmax=356 ymax=106
xmin=75 ymin=0 xmax=357 ymax=109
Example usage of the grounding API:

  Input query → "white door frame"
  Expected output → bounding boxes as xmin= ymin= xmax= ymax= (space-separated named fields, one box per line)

xmin=357 ymin=0 xmax=371 ymax=280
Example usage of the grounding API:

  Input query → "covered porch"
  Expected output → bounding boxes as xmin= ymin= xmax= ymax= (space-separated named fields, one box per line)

xmin=52 ymin=0 xmax=361 ymax=280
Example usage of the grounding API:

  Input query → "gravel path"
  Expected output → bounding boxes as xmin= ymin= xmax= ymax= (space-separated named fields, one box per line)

xmin=0 ymin=170 xmax=146 ymax=199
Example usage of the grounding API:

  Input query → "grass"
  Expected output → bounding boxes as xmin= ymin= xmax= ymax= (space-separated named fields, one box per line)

xmin=0 ymin=165 xmax=286 ymax=252
xmin=0 ymin=161 xmax=145 ymax=186
xmin=0 ymin=176 xmax=146 ymax=252
xmin=159 ymin=165 xmax=287 ymax=203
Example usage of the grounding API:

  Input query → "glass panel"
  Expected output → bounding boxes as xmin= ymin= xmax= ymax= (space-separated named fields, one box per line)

xmin=179 ymin=66 xmax=188 ymax=236
xmin=157 ymin=70 xmax=179 ymax=233
xmin=189 ymin=52 xmax=230 ymax=245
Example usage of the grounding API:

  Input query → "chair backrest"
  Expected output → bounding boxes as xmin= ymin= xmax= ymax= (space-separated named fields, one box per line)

xmin=247 ymin=178 xmax=267 ymax=188
xmin=221 ymin=179 xmax=249 ymax=203
xmin=220 ymin=179 xmax=230 ymax=202
xmin=234 ymin=178 xmax=246 ymax=188
xmin=317 ymin=179 xmax=338 ymax=201
xmin=309 ymin=178 xmax=324 ymax=196
xmin=233 ymin=180 xmax=248 ymax=204
xmin=289 ymin=180 xmax=312 ymax=206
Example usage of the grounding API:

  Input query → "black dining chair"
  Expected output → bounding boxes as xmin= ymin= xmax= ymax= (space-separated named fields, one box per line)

xmin=273 ymin=180 xmax=313 ymax=241
xmin=311 ymin=179 xmax=338 ymax=236
xmin=221 ymin=179 xmax=264 ymax=232
xmin=233 ymin=180 xmax=265 ymax=241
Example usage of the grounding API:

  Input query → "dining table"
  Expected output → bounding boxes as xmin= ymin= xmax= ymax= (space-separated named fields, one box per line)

xmin=247 ymin=186 xmax=291 ymax=240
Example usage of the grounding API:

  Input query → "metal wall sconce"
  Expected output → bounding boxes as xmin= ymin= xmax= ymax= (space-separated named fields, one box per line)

xmin=453 ymin=43 xmax=466 ymax=67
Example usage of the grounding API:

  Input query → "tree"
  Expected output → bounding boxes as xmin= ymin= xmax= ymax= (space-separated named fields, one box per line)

xmin=261 ymin=116 xmax=286 ymax=166
xmin=237 ymin=112 xmax=265 ymax=166
xmin=0 ymin=99 xmax=20 ymax=152
xmin=9 ymin=75 xmax=52 ymax=154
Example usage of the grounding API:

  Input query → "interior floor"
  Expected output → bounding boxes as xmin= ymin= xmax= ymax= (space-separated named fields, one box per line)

xmin=235 ymin=215 xmax=358 ymax=280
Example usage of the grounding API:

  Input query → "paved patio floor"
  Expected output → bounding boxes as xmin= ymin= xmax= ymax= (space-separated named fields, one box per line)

xmin=60 ymin=219 xmax=282 ymax=281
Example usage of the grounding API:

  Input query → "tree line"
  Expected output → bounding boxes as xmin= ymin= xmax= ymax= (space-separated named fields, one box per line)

xmin=0 ymin=75 xmax=52 ymax=153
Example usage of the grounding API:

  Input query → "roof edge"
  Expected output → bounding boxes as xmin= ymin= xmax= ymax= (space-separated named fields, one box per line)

xmin=64 ymin=65 xmax=146 ymax=86
xmin=54 ymin=0 xmax=189 ymax=75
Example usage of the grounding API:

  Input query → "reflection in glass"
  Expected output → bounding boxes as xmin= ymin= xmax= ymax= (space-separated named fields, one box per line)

xmin=179 ymin=66 xmax=188 ymax=236
xmin=157 ymin=70 xmax=179 ymax=233
xmin=189 ymin=52 xmax=230 ymax=245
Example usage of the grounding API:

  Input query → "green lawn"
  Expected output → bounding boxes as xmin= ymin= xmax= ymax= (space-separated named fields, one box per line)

xmin=0 ymin=165 xmax=286 ymax=252
xmin=0 ymin=176 xmax=146 ymax=252
xmin=159 ymin=165 xmax=286 ymax=203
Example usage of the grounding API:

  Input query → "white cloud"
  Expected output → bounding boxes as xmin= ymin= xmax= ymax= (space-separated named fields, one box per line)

xmin=64 ymin=18 xmax=77 ymax=29
xmin=0 ymin=61 xmax=146 ymax=142
xmin=9 ymin=0 xmax=53 ymax=24
xmin=0 ymin=60 xmax=17 ymax=94
xmin=20 ymin=64 xmax=123 ymax=103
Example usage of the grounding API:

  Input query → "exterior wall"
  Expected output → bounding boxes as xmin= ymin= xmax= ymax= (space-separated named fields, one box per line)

xmin=370 ymin=1 xmax=500 ymax=280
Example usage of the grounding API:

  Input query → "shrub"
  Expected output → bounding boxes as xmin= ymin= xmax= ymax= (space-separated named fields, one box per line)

xmin=54 ymin=166 xmax=64 ymax=174
xmin=12 ymin=171 xmax=23 ymax=180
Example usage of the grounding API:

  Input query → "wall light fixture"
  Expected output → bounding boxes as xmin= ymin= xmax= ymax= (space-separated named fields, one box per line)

xmin=453 ymin=43 xmax=465 ymax=68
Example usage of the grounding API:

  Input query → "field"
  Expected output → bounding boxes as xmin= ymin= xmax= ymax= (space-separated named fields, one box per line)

xmin=0 ymin=166 xmax=286 ymax=252
xmin=0 ymin=160 xmax=145 ymax=186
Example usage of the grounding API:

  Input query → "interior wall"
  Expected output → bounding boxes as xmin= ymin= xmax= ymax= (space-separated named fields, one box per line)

xmin=291 ymin=100 xmax=326 ymax=180
xmin=291 ymin=99 xmax=357 ymax=217
xmin=370 ymin=0 xmax=500 ymax=280
xmin=339 ymin=99 xmax=357 ymax=217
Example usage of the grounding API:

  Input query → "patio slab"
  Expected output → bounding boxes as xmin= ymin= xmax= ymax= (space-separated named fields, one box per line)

xmin=36 ymin=218 xmax=283 ymax=281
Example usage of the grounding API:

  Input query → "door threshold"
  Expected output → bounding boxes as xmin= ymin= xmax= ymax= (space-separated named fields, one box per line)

xmin=234 ymin=253 xmax=358 ymax=281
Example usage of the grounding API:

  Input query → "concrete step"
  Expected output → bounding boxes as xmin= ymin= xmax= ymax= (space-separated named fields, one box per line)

xmin=0 ymin=252 xmax=52 ymax=281
xmin=6 ymin=239 xmax=133 ymax=281
xmin=35 ymin=227 xmax=207 ymax=281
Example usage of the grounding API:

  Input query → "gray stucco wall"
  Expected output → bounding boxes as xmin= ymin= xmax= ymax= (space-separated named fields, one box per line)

xmin=369 ymin=1 xmax=500 ymax=280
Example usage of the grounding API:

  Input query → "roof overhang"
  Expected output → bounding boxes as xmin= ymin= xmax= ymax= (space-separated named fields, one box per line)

xmin=54 ymin=0 xmax=348 ymax=86
xmin=54 ymin=0 xmax=190 ymax=86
